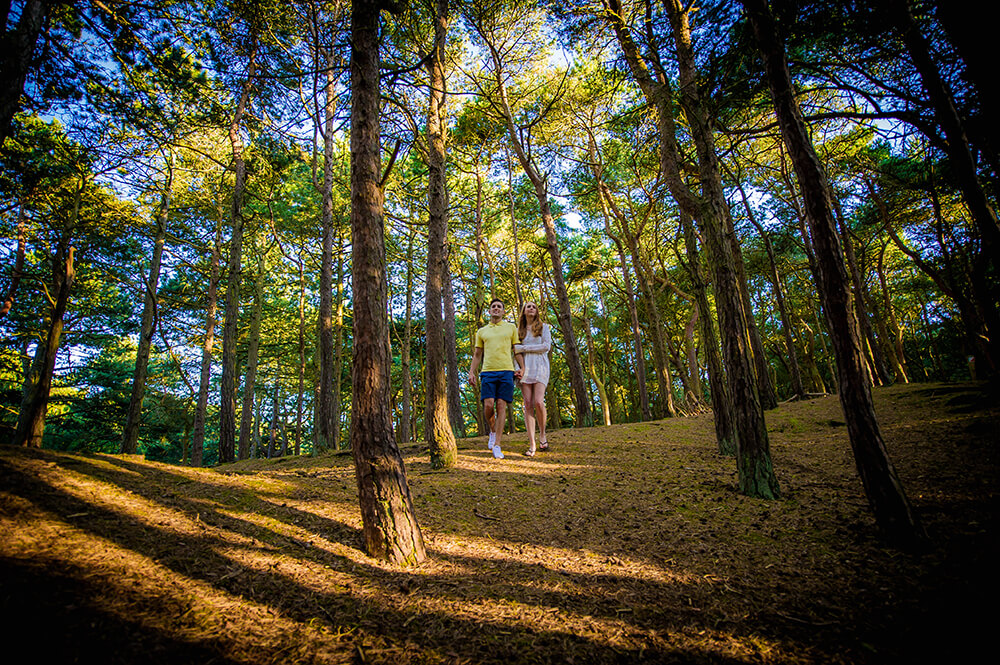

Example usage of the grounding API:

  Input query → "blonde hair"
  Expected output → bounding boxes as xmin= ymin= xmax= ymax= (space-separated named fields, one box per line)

xmin=518 ymin=302 xmax=544 ymax=340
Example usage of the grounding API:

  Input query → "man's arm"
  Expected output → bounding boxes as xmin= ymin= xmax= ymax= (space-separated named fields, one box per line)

xmin=514 ymin=352 xmax=525 ymax=379
xmin=468 ymin=347 xmax=483 ymax=384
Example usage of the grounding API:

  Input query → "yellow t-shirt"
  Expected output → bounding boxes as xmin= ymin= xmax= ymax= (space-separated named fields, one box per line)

xmin=474 ymin=321 xmax=520 ymax=372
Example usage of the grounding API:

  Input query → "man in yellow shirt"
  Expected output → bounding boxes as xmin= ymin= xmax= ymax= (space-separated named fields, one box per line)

xmin=467 ymin=298 xmax=524 ymax=459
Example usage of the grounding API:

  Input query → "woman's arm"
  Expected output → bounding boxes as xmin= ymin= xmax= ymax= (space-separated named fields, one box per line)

xmin=517 ymin=324 xmax=551 ymax=354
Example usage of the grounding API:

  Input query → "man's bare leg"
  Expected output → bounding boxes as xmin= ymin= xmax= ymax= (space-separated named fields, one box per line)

xmin=492 ymin=399 xmax=507 ymax=458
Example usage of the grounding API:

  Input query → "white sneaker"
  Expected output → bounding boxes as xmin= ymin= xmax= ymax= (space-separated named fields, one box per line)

xmin=492 ymin=444 xmax=504 ymax=459
xmin=488 ymin=432 xmax=496 ymax=450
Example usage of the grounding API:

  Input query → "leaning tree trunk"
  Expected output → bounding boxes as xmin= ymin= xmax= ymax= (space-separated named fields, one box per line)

xmin=481 ymin=33 xmax=593 ymax=427
xmin=15 ymin=243 xmax=74 ymax=448
xmin=122 ymin=153 xmax=173 ymax=454
xmin=425 ymin=0 xmax=458 ymax=467
xmin=681 ymin=211 xmax=737 ymax=455
xmin=744 ymin=0 xmax=923 ymax=546
xmin=603 ymin=0 xmax=765 ymax=479
xmin=728 ymin=216 xmax=778 ymax=409
xmin=664 ymin=0 xmax=779 ymax=497
xmin=1 ymin=198 xmax=27 ymax=318
xmin=349 ymin=0 xmax=425 ymax=565
xmin=739 ymin=184 xmax=805 ymax=399
xmin=0 ymin=0 xmax=47 ymax=145
xmin=835 ymin=196 xmax=891 ymax=386
xmin=588 ymin=132 xmax=652 ymax=420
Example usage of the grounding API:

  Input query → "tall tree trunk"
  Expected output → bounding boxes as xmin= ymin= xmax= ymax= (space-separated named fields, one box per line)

xmin=122 ymin=153 xmax=174 ymax=454
xmin=332 ymin=225 xmax=346 ymax=449
xmin=191 ymin=209 xmax=224 ymax=467
xmin=349 ymin=0 xmax=425 ymax=565
xmin=443 ymin=248 xmax=465 ymax=437
xmin=681 ymin=212 xmax=737 ymax=455
xmin=603 ymin=0 xmax=774 ymax=489
xmin=15 ymin=242 xmax=73 ymax=448
xmin=666 ymin=0 xmax=779 ymax=496
xmin=296 ymin=246 xmax=306 ymax=455
xmin=219 ymin=41 xmax=257 ymax=465
xmin=478 ymin=29 xmax=593 ymax=427
xmin=589 ymin=131 xmax=651 ymax=420
xmin=0 ymin=0 xmax=46 ymax=145
xmin=876 ymin=242 xmax=909 ymax=384
xmin=582 ymin=307 xmax=612 ymax=426
xmin=399 ymin=232 xmax=413 ymax=444
xmin=744 ymin=0 xmax=923 ymax=546
xmin=739 ymin=184 xmax=805 ymax=398
xmin=890 ymin=0 xmax=1000 ymax=378
xmin=238 ymin=248 xmax=265 ymax=459
xmin=316 ymin=45 xmax=339 ymax=454
xmin=834 ymin=197 xmax=891 ymax=386
xmin=0 ymin=198 xmax=26 ymax=318
xmin=425 ymin=0 xmax=458 ymax=467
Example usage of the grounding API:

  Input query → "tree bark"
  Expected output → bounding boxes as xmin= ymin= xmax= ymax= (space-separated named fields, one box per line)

xmin=349 ymin=0 xmax=425 ymax=565
xmin=425 ymin=0 xmax=458 ymax=467
xmin=681 ymin=212 xmax=737 ymax=455
xmin=238 ymin=247 xmax=266 ymax=459
xmin=15 ymin=242 xmax=73 ymax=448
xmin=316 ymin=45 xmax=339 ymax=453
xmin=121 ymin=154 xmax=173 ymax=454
xmin=588 ymin=131 xmax=651 ymax=421
xmin=834 ymin=197 xmax=891 ymax=386
xmin=219 ymin=40 xmax=257 ymax=465
xmin=738 ymin=184 xmax=805 ymax=399
xmin=603 ymin=0 xmax=772 ymax=487
xmin=665 ymin=0 xmax=779 ymax=496
xmin=443 ymin=247 xmax=465 ymax=437
xmin=191 ymin=207 xmax=224 ymax=467
xmin=296 ymin=245 xmax=306 ymax=455
xmin=0 ymin=198 xmax=26 ymax=318
xmin=476 ymin=21 xmax=593 ymax=427
xmin=744 ymin=0 xmax=923 ymax=546
xmin=0 ymin=0 xmax=46 ymax=145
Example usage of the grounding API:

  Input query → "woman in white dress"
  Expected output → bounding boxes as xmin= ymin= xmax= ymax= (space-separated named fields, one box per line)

xmin=515 ymin=301 xmax=551 ymax=456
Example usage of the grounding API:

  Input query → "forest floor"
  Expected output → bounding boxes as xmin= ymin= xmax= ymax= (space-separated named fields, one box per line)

xmin=1 ymin=382 xmax=998 ymax=664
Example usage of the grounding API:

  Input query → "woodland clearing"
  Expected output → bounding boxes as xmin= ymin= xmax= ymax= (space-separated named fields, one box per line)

xmin=1 ymin=381 xmax=997 ymax=664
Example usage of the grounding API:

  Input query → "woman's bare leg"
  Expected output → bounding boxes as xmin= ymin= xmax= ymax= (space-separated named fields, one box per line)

xmin=522 ymin=383 xmax=537 ymax=452
xmin=534 ymin=385 xmax=548 ymax=446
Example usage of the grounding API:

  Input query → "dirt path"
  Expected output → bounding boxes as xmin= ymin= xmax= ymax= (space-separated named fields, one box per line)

xmin=2 ymin=382 xmax=997 ymax=663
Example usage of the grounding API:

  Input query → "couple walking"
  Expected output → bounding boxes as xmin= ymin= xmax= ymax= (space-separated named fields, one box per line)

xmin=467 ymin=297 xmax=551 ymax=459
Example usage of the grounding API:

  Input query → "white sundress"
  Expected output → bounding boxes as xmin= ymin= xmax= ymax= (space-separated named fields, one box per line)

xmin=515 ymin=323 xmax=552 ymax=386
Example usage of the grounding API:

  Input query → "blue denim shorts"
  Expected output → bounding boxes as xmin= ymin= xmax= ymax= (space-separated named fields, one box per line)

xmin=479 ymin=371 xmax=514 ymax=404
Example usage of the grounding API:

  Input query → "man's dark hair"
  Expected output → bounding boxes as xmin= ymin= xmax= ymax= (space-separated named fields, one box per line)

xmin=489 ymin=298 xmax=504 ymax=308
